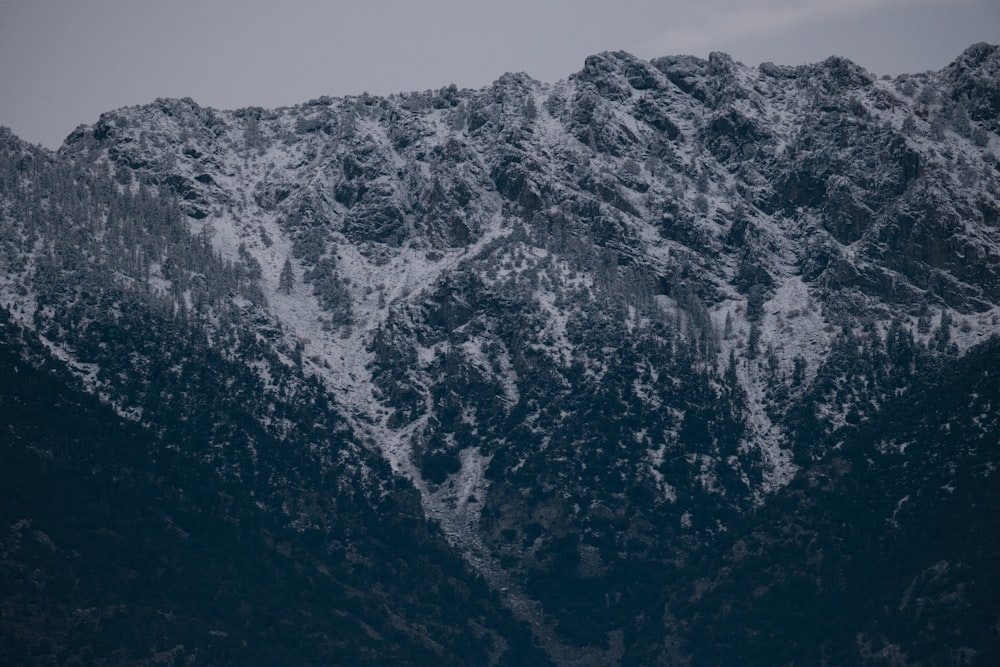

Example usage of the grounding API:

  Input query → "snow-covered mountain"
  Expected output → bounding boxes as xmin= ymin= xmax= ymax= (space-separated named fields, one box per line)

xmin=3 ymin=43 xmax=1000 ymax=665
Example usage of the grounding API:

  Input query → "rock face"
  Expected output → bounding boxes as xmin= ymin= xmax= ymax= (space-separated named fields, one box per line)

xmin=2 ymin=44 xmax=1000 ymax=665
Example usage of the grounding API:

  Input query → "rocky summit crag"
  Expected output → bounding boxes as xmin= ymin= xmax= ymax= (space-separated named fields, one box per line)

xmin=2 ymin=44 xmax=1000 ymax=665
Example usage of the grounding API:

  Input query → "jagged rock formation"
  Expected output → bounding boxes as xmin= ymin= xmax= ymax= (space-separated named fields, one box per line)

xmin=2 ymin=44 xmax=1000 ymax=665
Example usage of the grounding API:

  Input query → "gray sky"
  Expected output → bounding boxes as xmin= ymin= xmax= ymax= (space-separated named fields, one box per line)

xmin=1 ymin=0 xmax=998 ymax=148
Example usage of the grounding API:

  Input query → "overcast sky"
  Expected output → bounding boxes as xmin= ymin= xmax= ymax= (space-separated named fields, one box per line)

xmin=2 ymin=0 xmax=999 ymax=148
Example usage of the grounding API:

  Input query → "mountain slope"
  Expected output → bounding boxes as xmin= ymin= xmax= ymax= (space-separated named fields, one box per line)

xmin=634 ymin=337 xmax=1000 ymax=665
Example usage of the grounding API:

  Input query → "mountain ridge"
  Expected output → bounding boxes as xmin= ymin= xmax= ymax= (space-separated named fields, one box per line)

xmin=2 ymin=43 xmax=999 ymax=664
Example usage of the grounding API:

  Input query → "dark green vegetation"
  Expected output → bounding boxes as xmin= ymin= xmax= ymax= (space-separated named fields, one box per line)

xmin=0 ymin=309 xmax=547 ymax=666
xmin=633 ymin=338 xmax=1000 ymax=665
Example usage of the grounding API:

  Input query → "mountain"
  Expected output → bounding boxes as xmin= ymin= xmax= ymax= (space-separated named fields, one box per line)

xmin=2 ymin=43 xmax=999 ymax=665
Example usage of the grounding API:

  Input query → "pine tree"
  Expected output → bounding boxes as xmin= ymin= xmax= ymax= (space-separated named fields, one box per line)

xmin=747 ymin=321 xmax=761 ymax=359
xmin=792 ymin=355 xmax=807 ymax=387
xmin=279 ymin=257 xmax=295 ymax=295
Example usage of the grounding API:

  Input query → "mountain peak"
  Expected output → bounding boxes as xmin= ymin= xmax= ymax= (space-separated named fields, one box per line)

xmin=953 ymin=41 xmax=1000 ymax=68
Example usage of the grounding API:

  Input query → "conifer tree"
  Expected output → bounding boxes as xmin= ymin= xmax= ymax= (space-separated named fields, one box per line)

xmin=279 ymin=256 xmax=295 ymax=295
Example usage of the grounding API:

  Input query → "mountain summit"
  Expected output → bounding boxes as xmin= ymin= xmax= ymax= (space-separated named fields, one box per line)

xmin=2 ymin=45 xmax=999 ymax=665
